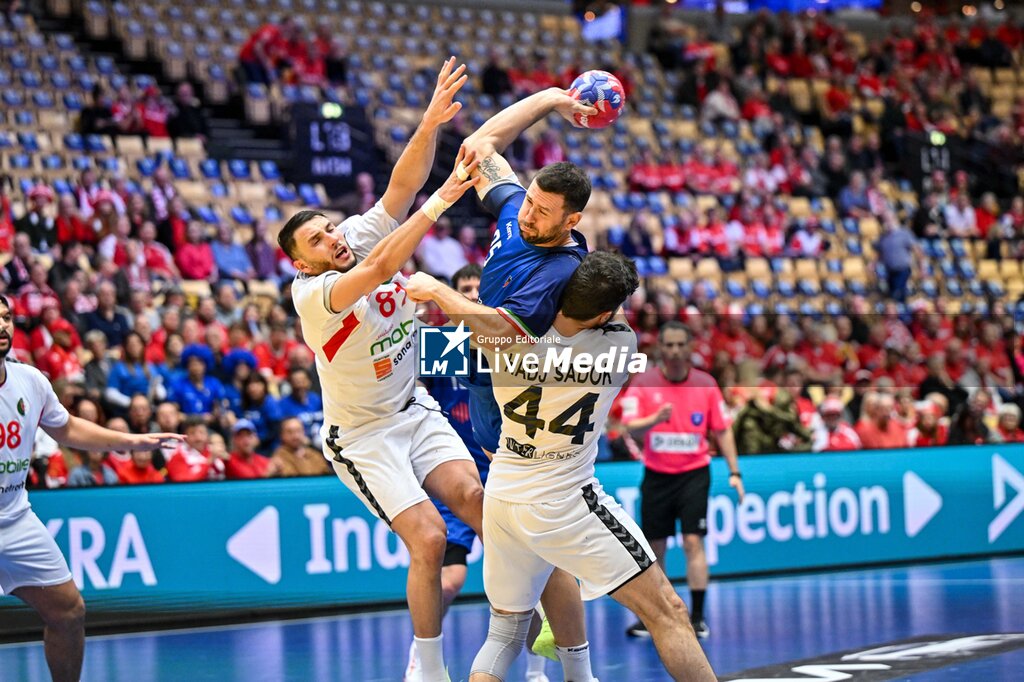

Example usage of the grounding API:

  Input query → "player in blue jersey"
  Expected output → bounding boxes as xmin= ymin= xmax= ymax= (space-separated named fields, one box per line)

xmin=405 ymin=264 xmax=549 ymax=682
xmin=406 ymin=87 xmax=602 ymax=682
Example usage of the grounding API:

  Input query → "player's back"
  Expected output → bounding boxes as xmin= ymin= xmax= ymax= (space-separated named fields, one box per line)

xmin=487 ymin=322 xmax=638 ymax=503
xmin=0 ymin=361 xmax=70 ymax=521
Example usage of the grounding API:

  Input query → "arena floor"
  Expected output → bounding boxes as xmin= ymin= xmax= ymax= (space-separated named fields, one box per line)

xmin=1 ymin=557 xmax=1022 ymax=681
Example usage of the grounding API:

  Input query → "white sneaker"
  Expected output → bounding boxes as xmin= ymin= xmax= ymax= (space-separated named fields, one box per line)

xmin=404 ymin=641 xmax=422 ymax=682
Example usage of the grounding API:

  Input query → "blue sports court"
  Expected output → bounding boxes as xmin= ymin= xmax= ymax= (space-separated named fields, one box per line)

xmin=2 ymin=556 xmax=1022 ymax=681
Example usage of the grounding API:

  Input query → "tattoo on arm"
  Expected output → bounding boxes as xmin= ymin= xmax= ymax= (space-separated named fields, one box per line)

xmin=479 ymin=157 xmax=502 ymax=183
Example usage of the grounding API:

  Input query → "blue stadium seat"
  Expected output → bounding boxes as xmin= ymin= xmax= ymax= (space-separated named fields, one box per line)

xmin=628 ymin=193 xmax=646 ymax=210
xmin=825 ymin=302 xmax=842 ymax=316
xmin=100 ymin=157 xmax=119 ymax=172
xmin=95 ymin=55 xmax=116 ymax=75
xmin=72 ymin=157 xmax=91 ymax=171
xmin=848 ymin=280 xmax=868 ymax=296
xmin=799 ymin=302 xmax=818 ymax=317
xmin=63 ymin=133 xmax=84 ymax=151
xmin=209 ymin=182 xmax=229 ymax=198
xmin=255 ymin=160 xmax=279 ymax=182
xmin=17 ymin=132 xmax=38 ymax=151
xmin=274 ymin=184 xmax=297 ymax=203
xmin=298 ymin=184 xmax=322 ymax=208
xmin=41 ymin=154 xmax=63 ymax=170
xmin=8 ymin=153 xmax=30 ymax=169
xmin=647 ymin=257 xmax=668 ymax=275
xmin=0 ymin=132 xmax=11 ymax=149
xmin=777 ymin=280 xmax=796 ymax=298
xmin=959 ymin=261 xmax=976 ymax=279
xmin=921 ymin=280 xmax=939 ymax=298
xmin=199 ymin=159 xmax=221 ymax=180
xmin=9 ymin=52 xmax=27 ymax=69
xmin=950 ymin=239 xmax=967 ymax=259
xmin=85 ymin=135 xmax=108 ymax=153
xmin=3 ymin=89 xmax=22 ymax=107
xmin=231 ymin=206 xmax=254 ymax=224
xmin=633 ymin=258 xmax=650 ymax=277
xmin=726 ymin=279 xmax=745 ymax=298
xmin=845 ymin=238 xmax=862 ymax=255
xmin=169 ymin=158 xmax=191 ymax=180
xmin=18 ymin=178 xmax=32 ymax=194
xmin=820 ymin=220 xmax=836 ymax=235
xmin=264 ymin=205 xmax=282 ymax=222
xmin=136 ymin=158 xmax=157 ymax=177
xmin=797 ymin=279 xmax=820 ymax=296
xmin=752 ymin=280 xmax=772 ymax=299
xmin=678 ymin=280 xmax=694 ymax=298
xmin=946 ymin=280 xmax=963 ymax=297
xmin=986 ymin=281 xmax=1004 ymax=297
xmin=939 ymin=260 xmax=957 ymax=278
xmin=228 ymin=159 xmax=251 ymax=180
xmin=824 ymin=279 xmax=844 ymax=297
xmin=842 ymin=217 xmax=859 ymax=235
xmin=774 ymin=303 xmax=792 ymax=316
xmin=53 ymin=178 xmax=71 ymax=195
xmin=32 ymin=91 xmax=54 ymax=108
xmin=746 ymin=303 xmax=764 ymax=317
xmin=195 ymin=206 xmax=219 ymax=224
xmin=968 ymin=280 xmax=985 ymax=297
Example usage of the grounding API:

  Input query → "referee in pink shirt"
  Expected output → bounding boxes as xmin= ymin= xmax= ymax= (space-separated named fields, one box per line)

xmin=619 ymin=321 xmax=744 ymax=640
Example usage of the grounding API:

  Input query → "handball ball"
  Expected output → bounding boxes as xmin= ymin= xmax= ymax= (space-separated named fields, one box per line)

xmin=568 ymin=70 xmax=626 ymax=129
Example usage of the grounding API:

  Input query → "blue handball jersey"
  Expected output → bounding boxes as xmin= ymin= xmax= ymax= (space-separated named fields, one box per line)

xmin=466 ymin=182 xmax=589 ymax=453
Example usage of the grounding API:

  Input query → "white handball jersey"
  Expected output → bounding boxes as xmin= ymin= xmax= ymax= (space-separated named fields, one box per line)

xmin=0 ymin=360 xmax=70 ymax=520
xmin=292 ymin=201 xmax=421 ymax=431
xmin=487 ymin=323 xmax=637 ymax=503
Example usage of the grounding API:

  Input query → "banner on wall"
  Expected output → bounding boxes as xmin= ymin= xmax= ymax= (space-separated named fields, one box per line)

xmin=2 ymin=445 xmax=1022 ymax=626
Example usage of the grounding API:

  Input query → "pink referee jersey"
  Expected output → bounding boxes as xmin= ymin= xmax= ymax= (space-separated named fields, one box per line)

xmin=619 ymin=366 xmax=731 ymax=475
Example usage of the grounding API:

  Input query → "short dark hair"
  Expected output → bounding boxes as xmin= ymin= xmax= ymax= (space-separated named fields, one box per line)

xmin=0 ymin=294 xmax=10 ymax=314
xmin=534 ymin=162 xmax=591 ymax=214
xmin=560 ymin=251 xmax=638 ymax=321
xmin=451 ymin=263 xmax=482 ymax=289
xmin=278 ymin=210 xmax=327 ymax=260
xmin=658 ymin=320 xmax=691 ymax=343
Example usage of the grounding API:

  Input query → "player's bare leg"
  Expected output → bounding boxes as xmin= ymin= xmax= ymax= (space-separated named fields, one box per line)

xmin=682 ymin=534 xmax=708 ymax=591
xmin=390 ymin=500 xmax=449 ymax=681
xmin=611 ymin=566 xmax=716 ymax=682
xmin=13 ymin=580 xmax=86 ymax=682
xmin=423 ymin=460 xmax=484 ymax=535
xmin=538 ymin=568 xmax=587 ymax=646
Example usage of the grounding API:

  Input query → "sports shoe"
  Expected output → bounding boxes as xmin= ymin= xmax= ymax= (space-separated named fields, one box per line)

xmin=530 ymin=617 xmax=558 ymax=661
xmin=403 ymin=641 xmax=421 ymax=682
xmin=692 ymin=619 xmax=710 ymax=639
xmin=625 ymin=620 xmax=651 ymax=638
xmin=525 ymin=673 xmax=550 ymax=682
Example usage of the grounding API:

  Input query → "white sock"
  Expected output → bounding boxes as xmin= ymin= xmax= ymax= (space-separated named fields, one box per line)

xmin=526 ymin=651 xmax=547 ymax=674
xmin=555 ymin=642 xmax=593 ymax=682
xmin=414 ymin=634 xmax=445 ymax=681
xmin=406 ymin=640 xmax=419 ymax=672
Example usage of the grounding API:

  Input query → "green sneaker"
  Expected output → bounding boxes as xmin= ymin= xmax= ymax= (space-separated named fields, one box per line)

xmin=530 ymin=617 xmax=558 ymax=662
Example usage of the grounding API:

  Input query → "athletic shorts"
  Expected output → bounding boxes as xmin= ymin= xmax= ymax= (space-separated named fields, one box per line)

xmin=482 ymin=481 xmax=655 ymax=613
xmin=640 ymin=466 xmax=711 ymax=539
xmin=322 ymin=387 xmax=473 ymax=526
xmin=0 ymin=510 xmax=73 ymax=595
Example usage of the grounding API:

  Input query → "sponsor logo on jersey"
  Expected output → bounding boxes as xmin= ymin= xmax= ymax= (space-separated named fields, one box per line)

xmin=650 ymin=432 xmax=701 ymax=454
xmin=505 ymin=437 xmax=537 ymax=459
xmin=419 ymin=323 xmax=471 ymax=377
xmin=369 ymin=320 xmax=414 ymax=357
xmin=372 ymin=357 xmax=392 ymax=381
xmin=0 ymin=458 xmax=31 ymax=474
xmin=16 ymin=398 xmax=25 ymax=416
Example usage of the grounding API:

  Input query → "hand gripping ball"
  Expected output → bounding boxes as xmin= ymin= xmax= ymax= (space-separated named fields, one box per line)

xmin=568 ymin=70 xmax=626 ymax=129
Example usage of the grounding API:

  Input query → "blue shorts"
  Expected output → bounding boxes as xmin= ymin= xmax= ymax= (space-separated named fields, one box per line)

xmin=466 ymin=378 xmax=502 ymax=456
xmin=434 ymin=455 xmax=489 ymax=554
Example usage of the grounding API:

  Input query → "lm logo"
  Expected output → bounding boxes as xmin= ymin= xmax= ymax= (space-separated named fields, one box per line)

xmin=419 ymin=322 xmax=471 ymax=377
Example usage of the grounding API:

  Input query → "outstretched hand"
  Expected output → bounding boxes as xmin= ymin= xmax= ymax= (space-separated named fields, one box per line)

xmin=128 ymin=433 xmax=185 ymax=451
xmin=422 ymin=57 xmax=469 ymax=130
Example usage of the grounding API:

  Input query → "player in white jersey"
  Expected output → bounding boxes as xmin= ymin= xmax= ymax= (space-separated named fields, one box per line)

xmin=0 ymin=295 xmax=183 ymax=682
xmin=278 ymin=59 xmax=485 ymax=682
xmin=409 ymin=253 xmax=717 ymax=682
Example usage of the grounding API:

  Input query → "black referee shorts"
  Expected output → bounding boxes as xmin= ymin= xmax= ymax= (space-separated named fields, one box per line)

xmin=640 ymin=466 xmax=711 ymax=540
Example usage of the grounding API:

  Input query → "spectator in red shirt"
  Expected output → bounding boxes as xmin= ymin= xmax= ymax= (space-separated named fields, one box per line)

xmin=166 ymin=418 xmax=224 ymax=482
xmin=531 ymin=130 xmax=565 ymax=170
xmin=909 ymin=400 xmax=949 ymax=447
xmin=629 ymin=150 xmax=664 ymax=193
xmin=137 ymin=86 xmax=171 ymax=138
xmin=55 ymin=193 xmax=93 ymax=246
xmin=856 ymin=393 xmax=910 ymax=449
xmin=38 ymin=319 xmax=84 ymax=383
xmin=225 ymin=420 xmax=280 ymax=479
xmin=996 ymin=404 xmax=1023 ymax=443
xmin=118 ymin=449 xmax=166 ymax=485
xmin=239 ymin=18 xmax=296 ymax=84
xmin=814 ymin=398 xmax=862 ymax=452
xmin=175 ymin=222 xmax=216 ymax=282
xmin=253 ymin=322 xmax=297 ymax=378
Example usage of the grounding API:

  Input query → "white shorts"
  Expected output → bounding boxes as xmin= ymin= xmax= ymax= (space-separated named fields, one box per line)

xmin=0 ymin=510 xmax=73 ymax=595
xmin=321 ymin=387 xmax=473 ymax=525
xmin=482 ymin=481 xmax=655 ymax=613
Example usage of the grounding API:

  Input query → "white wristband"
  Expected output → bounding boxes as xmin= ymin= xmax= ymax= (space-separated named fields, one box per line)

xmin=420 ymin=192 xmax=452 ymax=222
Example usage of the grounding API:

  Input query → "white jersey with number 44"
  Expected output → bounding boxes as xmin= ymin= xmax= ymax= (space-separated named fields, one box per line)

xmin=292 ymin=202 xmax=419 ymax=432
xmin=0 ymin=361 xmax=71 ymax=521
xmin=487 ymin=323 xmax=637 ymax=503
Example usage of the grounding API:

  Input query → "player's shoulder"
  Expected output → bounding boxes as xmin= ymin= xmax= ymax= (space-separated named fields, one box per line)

xmin=598 ymin=321 xmax=633 ymax=335
xmin=3 ymin=359 xmax=48 ymax=391
xmin=689 ymin=367 xmax=720 ymax=388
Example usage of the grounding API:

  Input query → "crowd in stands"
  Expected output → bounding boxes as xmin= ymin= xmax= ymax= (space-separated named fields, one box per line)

xmin=237 ymin=16 xmax=348 ymax=90
xmin=3 ymin=6 xmax=1024 ymax=490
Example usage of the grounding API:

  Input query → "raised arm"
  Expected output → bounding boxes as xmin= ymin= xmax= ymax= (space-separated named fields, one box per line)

xmin=44 ymin=416 xmax=183 ymax=452
xmin=328 ymin=150 xmax=480 ymax=314
xmin=380 ymin=57 xmax=468 ymax=220
xmin=464 ymin=87 xmax=595 ymax=157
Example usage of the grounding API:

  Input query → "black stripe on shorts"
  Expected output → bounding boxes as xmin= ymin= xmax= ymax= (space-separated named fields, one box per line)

xmin=326 ymin=425 xmax=392 ymax=526
xmin=581 ymin=483 xmax=653 ymax=571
